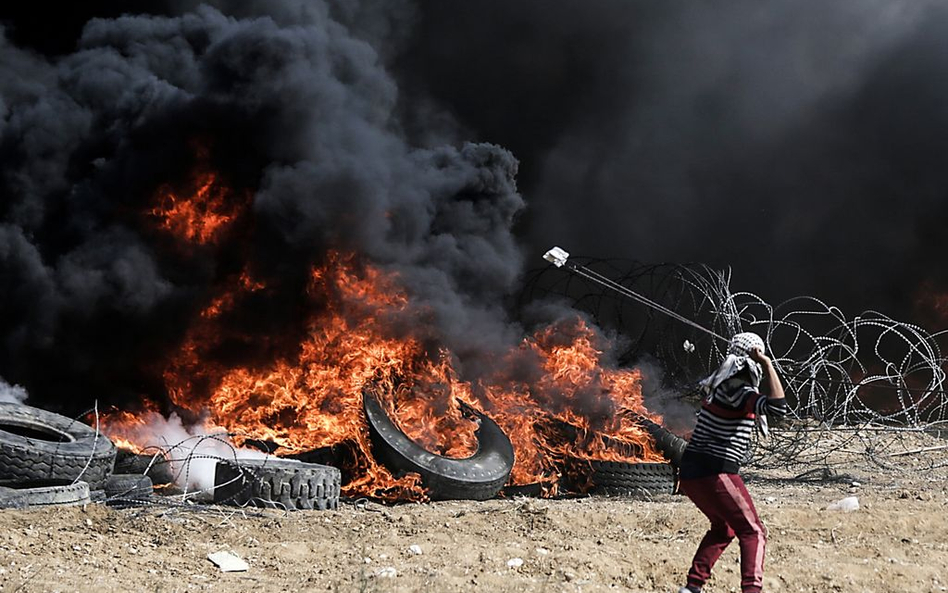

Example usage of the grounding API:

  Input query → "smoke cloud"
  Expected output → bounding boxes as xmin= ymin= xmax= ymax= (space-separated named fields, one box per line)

xmin=4 ymin=0 xmax=946 ymax=418
xmin=0 ymin=377 xmax=27 ymax=404
xmin=401 ymin=0 xmax=948 ymax=317
xmin=0 ymin=2 xmax=526 ymax=412
xmin=113 ymin=411 xmax=268 ymax=491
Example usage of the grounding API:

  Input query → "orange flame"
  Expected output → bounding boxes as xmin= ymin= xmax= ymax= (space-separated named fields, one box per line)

xmin=104 ymin=162 xmax=665 ymax=501
xmin=149 ymin=146 xmax=245 ymax=245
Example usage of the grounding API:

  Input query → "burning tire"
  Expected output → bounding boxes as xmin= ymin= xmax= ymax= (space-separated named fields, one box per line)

xmin=213 ymin=458 xmax=341 ymax=510
xmin=0 ymin=403 xmax=116 ymax=489
xmin=632 ymin=415 xmax=688 ymax=466
xmin=589 ymin=461 xmax=677 ymax=497
xmin=362 ymin=390 xmax=514 ymax=501
xmin=0 ymin=481 xmax=92 ymax=509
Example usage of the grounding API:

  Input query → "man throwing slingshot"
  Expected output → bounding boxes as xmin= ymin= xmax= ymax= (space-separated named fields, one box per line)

xmin=675 ymin=332 xmax=787 ymax=593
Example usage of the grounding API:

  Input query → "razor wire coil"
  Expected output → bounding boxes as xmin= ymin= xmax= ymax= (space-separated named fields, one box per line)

xmin=522 ymin=256 xmax=948 ymax=472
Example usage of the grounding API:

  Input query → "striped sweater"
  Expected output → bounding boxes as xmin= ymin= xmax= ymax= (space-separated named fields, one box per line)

xmin=679 ymin=377 xmax=788 ymax=479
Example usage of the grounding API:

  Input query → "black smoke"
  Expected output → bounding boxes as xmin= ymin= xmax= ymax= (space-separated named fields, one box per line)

xmin=4 ymin=1 xmax=948 ymax=413
xmin=0 ymin=1 xmax=525 ymax=412
xmin=399 ymin=0 xmax=948 ymax=317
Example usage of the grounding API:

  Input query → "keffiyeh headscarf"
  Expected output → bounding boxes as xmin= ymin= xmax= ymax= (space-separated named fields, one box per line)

xmin=700 ymin=332 xmax=765 ymax=395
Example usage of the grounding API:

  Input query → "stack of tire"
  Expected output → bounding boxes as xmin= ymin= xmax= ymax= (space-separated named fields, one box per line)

xmin=0 ymin=402 xmax=151 ymax=508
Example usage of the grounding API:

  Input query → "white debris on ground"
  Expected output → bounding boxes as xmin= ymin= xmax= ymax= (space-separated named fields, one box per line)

xmin=207 ymin=551 xmax=249 ymax=572
xmin=826 ymin=496 xmax=860 ymax=512
xmin=375 ymin=567 xmax=397 ymax=578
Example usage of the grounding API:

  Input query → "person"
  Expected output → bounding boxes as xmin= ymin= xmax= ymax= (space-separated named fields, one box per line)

xmin=676 ymin=332 xmax=787 ymax=593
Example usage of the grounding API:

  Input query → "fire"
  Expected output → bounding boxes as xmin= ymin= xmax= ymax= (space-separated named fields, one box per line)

xmin=103 ymin=161 xmax=665 ymax=501
xmin=149 ymin=146 xmax=245 ymax=245
xmin=152 ymin=253 xmax=472 ymax=500
xmin=482 ymin=320 xmax=664 ymax=491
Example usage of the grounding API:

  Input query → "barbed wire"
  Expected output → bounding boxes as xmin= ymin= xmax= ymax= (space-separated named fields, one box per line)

xmin=522 ymin=256 xmax=948 ymax=473
xmin=103 ymin=429 xmax=344 ymax=511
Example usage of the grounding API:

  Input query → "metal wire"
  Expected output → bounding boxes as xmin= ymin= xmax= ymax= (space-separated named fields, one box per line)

xmin=523 ymin=256 xmax=948 ymax=472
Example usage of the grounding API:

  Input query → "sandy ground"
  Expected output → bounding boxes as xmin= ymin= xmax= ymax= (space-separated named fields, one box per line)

xmin=2 ymin=431 xmax=948 ymax=593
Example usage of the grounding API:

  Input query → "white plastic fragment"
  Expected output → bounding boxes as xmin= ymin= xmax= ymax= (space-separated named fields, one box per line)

xmin=507 ymin=557 xmax=524 ymax=568
xmin=376 ymin=567 xmax=398 ymax=578
xmin=683 ymin=340 xmax=696 ymax=353
xmin=207 ymin=551 xmax=249 ymax=572
xmin=408 ymin=544 xmax=423 ymax=555
xmin=543 ymin=246 xmax=570 ymax=267
xmin=826 ymin=496 xmax=860 ymax=512
xmin=535 ymin=547 xmax=550 ymax=556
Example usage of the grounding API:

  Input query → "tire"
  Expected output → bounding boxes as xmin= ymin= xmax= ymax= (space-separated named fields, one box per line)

xmin=362 ymin=390 xmax=514 ymax=501
xmin=213 ymin=458 xmax=340 ymax=510
xmin=632 ymin=414 xmax=688 ymax=466
xmin=113 ymin=450 xmax=175 ymax=486
xmin=104 ymin=474 xmax=154 ymax=506
xmin=0 ymin=403 xmax=116 ymax=489
xmin=0 ymin=481 xmax=91 ymax=508
xmin=589 ymin=461 xmax=677 ymax=497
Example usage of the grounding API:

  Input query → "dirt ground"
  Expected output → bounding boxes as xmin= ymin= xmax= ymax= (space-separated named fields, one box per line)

xmin=2 ymin=429 xmax=948 ymax=593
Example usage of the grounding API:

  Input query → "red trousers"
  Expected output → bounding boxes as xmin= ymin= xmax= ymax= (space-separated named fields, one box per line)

xmin=680 ymin=474 xmax=766 ymax=593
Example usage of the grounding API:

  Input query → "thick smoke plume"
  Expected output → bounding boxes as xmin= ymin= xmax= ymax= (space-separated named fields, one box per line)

xmin=5 ymin=0 xmax=946 ymax=420
xmin=401 ymin=0 xmax=948 ymax=319
xmin=0 ymin=2 xmax=527 ymax=413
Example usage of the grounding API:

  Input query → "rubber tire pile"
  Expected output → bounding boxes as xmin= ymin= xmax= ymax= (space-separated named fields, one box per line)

xmin=1 ymin=398 xmax=685 ymax=507
xmin=362 ymin=389 xmax=682 ymax=499
xmin=0 ymin=403 xmax=116 ymax=489
xmin=0 ymin=402 xmax=116 ymax=508
xmin=581 ymin=418 xmax=685 ymax=497
xmin=0 ymin=402 xmax=165 ymax=508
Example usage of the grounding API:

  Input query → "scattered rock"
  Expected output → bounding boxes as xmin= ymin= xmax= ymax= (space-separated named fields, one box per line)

xmin=507 ymin=558 xmax=524 ymax=569
xmin=408 ymin=544 xmax=423 ymax=555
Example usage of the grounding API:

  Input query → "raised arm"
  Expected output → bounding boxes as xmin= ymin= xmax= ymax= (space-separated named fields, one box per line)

xmin=749 ymin=347 xmax=786 ymax=401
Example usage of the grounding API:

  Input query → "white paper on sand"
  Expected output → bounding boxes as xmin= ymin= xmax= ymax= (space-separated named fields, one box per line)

xmin=208 ymin=551 xmax=249 ymax=572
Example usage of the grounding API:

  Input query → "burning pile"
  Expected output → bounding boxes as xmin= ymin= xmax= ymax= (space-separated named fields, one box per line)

xmin=0 ymin=4 xmax=668 ymax=502
xmin=103 ymin=161 xmax=665 ymax=499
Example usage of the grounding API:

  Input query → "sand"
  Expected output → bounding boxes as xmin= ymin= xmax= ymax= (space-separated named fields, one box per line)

xmin=1 ymin=429 xmax=947 ymax=593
